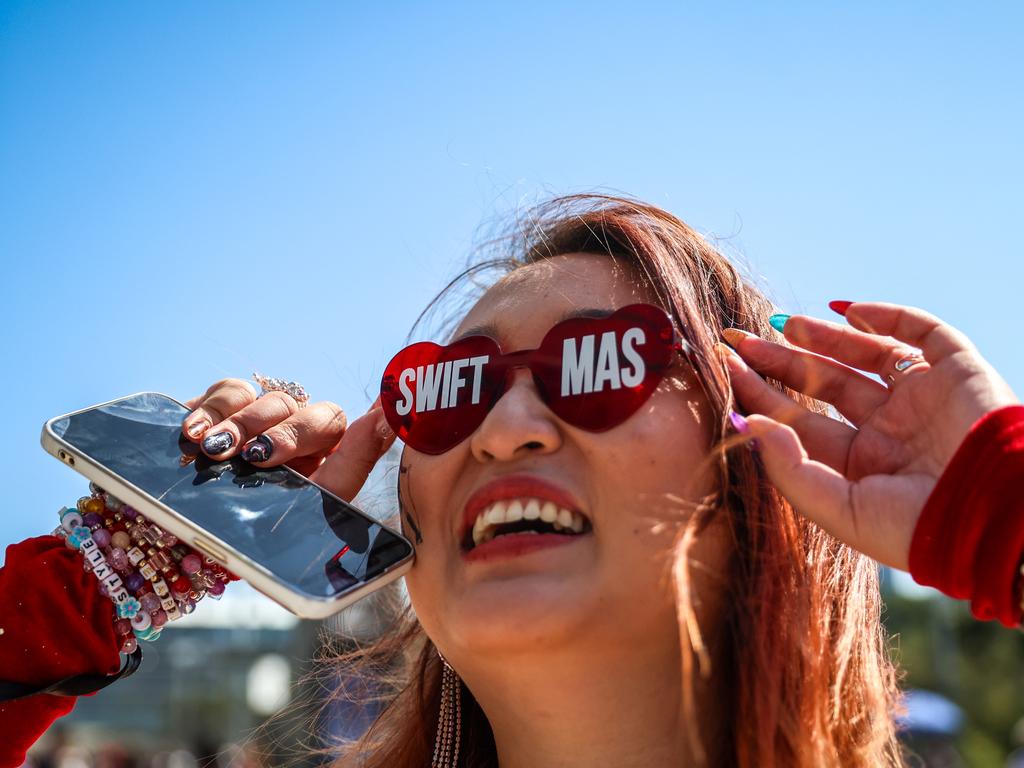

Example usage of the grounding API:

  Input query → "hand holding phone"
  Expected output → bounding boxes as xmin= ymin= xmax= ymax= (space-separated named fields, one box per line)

xmin=180 ymin=378 xmax=396 ymax=503
xmin=42 ymin=392 xmax=414 ymax=619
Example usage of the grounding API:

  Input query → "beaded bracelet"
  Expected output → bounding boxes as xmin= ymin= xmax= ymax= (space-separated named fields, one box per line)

xmin=52 ymin=484 xmax=232 ymax=653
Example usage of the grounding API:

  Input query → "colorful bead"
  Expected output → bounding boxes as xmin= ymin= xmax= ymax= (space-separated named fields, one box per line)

xmin=130 ymin=610 xmax=152 ymax=631
xmin=149 ymin=550 xmax=171 ymax=571
xmin=92 ymin=528 xmax=112 ymax=548
xmin=151 ymin=609 xmax=168 ymax=628
xmin=181 ymin=554 xmax=202 ymax=575
xmin=83 ymin=497 xmax=105 ymax=516
xmin=125 ymin=570 xmax=146 ymax=592
xmin=134 ymin=625 xmax=159 ymax=642
xmin=104 ymin=493 xmax=123 ymax=511
xmin=60 ymin=509 xmax=84 ymax=532
xmin=158 ymin=532 xmax=178 ymax=548
xmin=171 ymin=576 xmax=192 ymax=595
xmin=119 ymin=636 xmax=138 ymax=654
xmin=114 ymin=618 xmax=133 ymax=636
xmin=67 ymin=525 xmax=92 ymax=548
xmin=121 ymin=505 xmax=138 ymax=519
xmin=82 ymin=512 xmax=104 ymax=528
xmin=127 ymin=547 xmax=145 ymax=566
xmin=109 ymin=547 xmax=130 ymax=571
xmin=116 ymin=596 xmax=141 ymax=619
xmin=111 ymin=531 xmax=131 ymax=550
xmin=140 ymin=592 xmax=161 ymax=613
xmin=207 ymin=579 xmax=225 ymax=598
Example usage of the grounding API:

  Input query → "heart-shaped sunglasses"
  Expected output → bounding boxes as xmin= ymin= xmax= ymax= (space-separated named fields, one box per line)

xmin=379 ymin=303 xmax=692 ymax=455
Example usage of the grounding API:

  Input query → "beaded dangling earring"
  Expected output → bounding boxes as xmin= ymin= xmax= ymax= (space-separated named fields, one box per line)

xmin=431 ymin=651 xmax=462 ymax=768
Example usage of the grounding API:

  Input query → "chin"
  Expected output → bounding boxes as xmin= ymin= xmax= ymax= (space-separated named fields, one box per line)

xmin=443 ymin=572 xmax=602 ymax=653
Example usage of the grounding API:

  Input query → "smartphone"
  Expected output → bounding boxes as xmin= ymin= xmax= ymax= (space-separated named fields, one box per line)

xmin=40 ymin=392 xmax=414 ymax=619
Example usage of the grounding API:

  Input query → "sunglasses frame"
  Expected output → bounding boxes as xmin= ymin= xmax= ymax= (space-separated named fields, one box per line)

xmin=380 ymin=303 xmax=692 ymax=455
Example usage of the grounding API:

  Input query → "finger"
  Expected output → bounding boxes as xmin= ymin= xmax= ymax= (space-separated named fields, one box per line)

xmin=197 ymin=391 xmax=303 ymax=458
xmin=837 ymin=302 xmax=975 ymax=365
xmin=723 ymin=328 xmax=889 ymax=425
xmin=777 ymin=314 xmax=918 ymax=378
xmin=236 ymin=401 xmax=348 ymax=465
xmin=182 ymin=379 xmax=258 ymax=441
xmin=720 ymin=343 xmax=856 ymax=472
xmin=311 ymin=406 xmax=396 ymax=502
xmin=744 ymin=413 xmax=923 ymax=569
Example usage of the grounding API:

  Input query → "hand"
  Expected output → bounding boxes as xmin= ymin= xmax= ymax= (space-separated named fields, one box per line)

xmin=181 ymin=378 xmax=396 ymax=502
xmin=722 ymin=301 xmax=1019 ymax=571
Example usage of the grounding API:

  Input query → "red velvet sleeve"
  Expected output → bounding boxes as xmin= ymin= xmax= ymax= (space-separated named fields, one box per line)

xmin=909 ymin=404 xmax=1024 ymax=628
xmin=0 ymin=536 xmax=122 ymax=768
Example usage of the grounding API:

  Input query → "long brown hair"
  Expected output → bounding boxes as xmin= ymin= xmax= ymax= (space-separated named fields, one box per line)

xmin=314 ymin=194 xmax=903 ymax=767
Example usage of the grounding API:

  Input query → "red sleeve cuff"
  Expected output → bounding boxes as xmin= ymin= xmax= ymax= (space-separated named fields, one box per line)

xmin=0 ymin=535 xmax=123 ymax=767
xmin=909 ymin=404 xmax=1024 ymax=628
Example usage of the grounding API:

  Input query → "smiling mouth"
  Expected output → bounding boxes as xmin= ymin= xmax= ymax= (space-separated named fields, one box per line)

xmin=461 ymin=497 xmax=593 ymax=552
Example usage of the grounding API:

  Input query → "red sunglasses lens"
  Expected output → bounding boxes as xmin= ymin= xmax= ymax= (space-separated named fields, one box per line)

xmin=533 ymin=304 xmax=676 ymax=431
xmin=380 ymin=336 xmax=501 ymax=455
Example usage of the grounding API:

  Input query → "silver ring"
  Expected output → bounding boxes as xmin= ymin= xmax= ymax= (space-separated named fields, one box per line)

xmin=885 ymin=352 xmax=927 ymax=387
xmin=252 ymin=372 xmax=310 ymax=408
xmin=894 ymin=352 xmax=926 ymax=372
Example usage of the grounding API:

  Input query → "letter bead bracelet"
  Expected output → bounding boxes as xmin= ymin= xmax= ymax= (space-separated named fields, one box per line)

xmin=51 ymin=484 xmax=233 ymax=654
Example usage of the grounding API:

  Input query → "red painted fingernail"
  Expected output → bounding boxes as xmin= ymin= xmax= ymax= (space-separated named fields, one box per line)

xmin=828 ymin=300 xmax=853 ymax=316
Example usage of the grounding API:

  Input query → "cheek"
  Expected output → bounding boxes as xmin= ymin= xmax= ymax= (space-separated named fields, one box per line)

xmin=590 ymin=387 xmax=715 ymax=508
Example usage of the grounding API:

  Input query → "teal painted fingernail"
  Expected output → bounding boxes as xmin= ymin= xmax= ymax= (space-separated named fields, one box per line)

xmin=768 ymin=314 xmax=790 ymax=333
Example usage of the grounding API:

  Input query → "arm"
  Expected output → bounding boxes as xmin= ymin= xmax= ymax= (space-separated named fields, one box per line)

xmin=909 ymin=404 xmax=1024 ymax=627
xmin=0 ymin=536 xmax=121 ymax=768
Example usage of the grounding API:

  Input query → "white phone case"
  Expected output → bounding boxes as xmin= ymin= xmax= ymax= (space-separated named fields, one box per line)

xmin=40 ymin=391 xmax=413 ymax=620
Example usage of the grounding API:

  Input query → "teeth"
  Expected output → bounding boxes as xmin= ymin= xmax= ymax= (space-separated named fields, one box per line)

xmin=523 ymin=500 xmax=541 ymax=520
xmin=485 ymin=501 xmax=506 ymax=526
xmin=507 ymin=500 xmax=524 ymax=522
xmin=470 ymin=498 xmax=588 ymax=547
xmin=540 ymin=502 xmax=557 ymax=523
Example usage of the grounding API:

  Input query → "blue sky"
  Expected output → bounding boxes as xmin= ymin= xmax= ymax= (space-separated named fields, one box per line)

xmin=2 ymin=1 xmax=1021 ymax=550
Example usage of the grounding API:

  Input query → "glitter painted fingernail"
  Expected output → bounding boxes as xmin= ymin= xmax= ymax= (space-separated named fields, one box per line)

xmin=241 ymin=434 xmax=274 ymax=463
xmin=768 ymin=314 xmax=790 ymax=333
xmin=202 ymin=431 xmax=234 ymax=455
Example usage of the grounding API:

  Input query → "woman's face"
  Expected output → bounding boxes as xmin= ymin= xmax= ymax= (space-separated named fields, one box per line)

xmin=402 ymin=253 xmax=729 ymax=662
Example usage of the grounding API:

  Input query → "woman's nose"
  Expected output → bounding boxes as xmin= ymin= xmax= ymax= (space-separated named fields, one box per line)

xmin=469 ymin=369 xmax=562 ymax=462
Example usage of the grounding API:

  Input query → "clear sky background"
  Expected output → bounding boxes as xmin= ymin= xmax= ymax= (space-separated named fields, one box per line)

xmin=2 ymin=1 xmax=1021 ymax=553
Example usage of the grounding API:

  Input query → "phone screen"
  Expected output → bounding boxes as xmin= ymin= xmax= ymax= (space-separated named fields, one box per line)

xmin=49 ymin=393 xmax=413 ymax=598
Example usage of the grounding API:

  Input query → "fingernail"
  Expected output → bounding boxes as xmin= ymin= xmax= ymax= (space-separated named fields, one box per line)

xmin=721 ymin=328 xmax=754 ymax=350
xmin=728 ymin=410 xmax=761 ymax=451
xmin=728 ymin=409 xmax=750 ymax=434
xmin=186 ymin=419 xmax=210 ymax=439
xmin=768 ymin=313 xmax=790 ymax=333
xmin=241 ymin=434 xmax=273 ymax=463
xmin=202 ymin=431 xmax=234 ymax=455
xmin=828 ymin=300 xmax=853 ymax=316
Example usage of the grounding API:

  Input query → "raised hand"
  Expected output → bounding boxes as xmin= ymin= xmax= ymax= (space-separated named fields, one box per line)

xmin=722 ymin=301 xmax=1019 ymax=570
xmin=181 ymin=378 xmax=395 ymax=502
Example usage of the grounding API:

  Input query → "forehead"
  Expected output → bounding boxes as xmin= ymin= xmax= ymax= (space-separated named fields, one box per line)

xmin=454 ymin=253 xmax=655 ymax=347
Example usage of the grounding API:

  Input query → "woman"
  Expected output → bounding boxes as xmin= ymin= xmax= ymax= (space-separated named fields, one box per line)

xmin=1 ymin=195 xmax=1021 ymax=767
